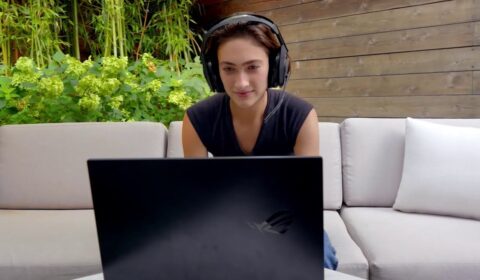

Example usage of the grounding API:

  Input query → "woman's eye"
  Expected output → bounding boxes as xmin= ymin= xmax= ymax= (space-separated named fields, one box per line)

xmin=247 ymin=65 xmax=260 ymax=71
xmin=222 ymin=67 xmax=235 ymax=73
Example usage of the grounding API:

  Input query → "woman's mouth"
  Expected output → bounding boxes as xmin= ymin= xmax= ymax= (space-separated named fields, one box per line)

xmin=235 ymin=91 xmax=253 ymax=98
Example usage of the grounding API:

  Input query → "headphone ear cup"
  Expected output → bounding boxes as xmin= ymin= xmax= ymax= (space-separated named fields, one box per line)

xmin=268 ymin=45 xmax=288 ymax=88
xmin=277 ymin=45 xmax=288 ymax=87
xmin=210 ymin=61 xmax=225 ymax=93
xmin=203 ymin=58 xmax=225 ymax=93
xmin=203 ymin=59 xmax=215 ymax=92
xmin=268 ymin=51 xmax=280 ymax=88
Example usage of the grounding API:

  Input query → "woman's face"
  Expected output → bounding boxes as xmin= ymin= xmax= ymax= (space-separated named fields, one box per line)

xmin=217 ymin=36 xmax=269 ymax=110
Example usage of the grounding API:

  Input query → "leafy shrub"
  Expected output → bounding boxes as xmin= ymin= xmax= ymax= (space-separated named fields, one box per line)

xmin=0 ymin=52 xmax=211 ymax=125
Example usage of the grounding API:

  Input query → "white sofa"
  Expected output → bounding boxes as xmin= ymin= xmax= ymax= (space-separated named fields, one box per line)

xmin=0 ymin=122 xmax=167 ymax=280
xmin=338 ymin=118 xmax=480 ymax=280
xmin=168 ymin=119 xmax=480 ymax=280
xmin=0 ymin=118 xmax=479 ymax=280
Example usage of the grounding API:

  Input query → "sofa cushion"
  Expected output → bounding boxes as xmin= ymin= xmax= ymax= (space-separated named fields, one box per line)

xmin=324 ymin=210 xmax=368 ymax=279
xmin=167 ymin=121 xmax=184 ymax=158
xmin=0 ymin=209 xmax=101 ymax=280
xmin=168 ymin=121 xmax=343 ymax=210
xmin=340 ymin=118 xmax=406 ymax=206
xmin=320 ymin=123 xmax=343 ymax=210
xmin=0 ymin=122 xmax=167 ymax=209
xmin=394 ymin=118 xmax=480 ymax=220
xmin=325 ymin=269 xmax=367 ymax=279
xmin=340 ymin=118 xmax=480 ymax=207
xmin=341 ymin=207 xmax=480 ymax=280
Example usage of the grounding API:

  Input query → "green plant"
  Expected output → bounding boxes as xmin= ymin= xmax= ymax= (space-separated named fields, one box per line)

xmin=1 ymin=1 xmax=201 ymax=71
xmin=156 ymin=0 xmax=200 ymax=71
xmin=23 ymin=0 xmax=69 ymax=68
xmin=0 ymin=0 xmax=15 ymax=72
xmin=0 ymin=52 xmax=211 ymax=125
xmin=66 ymin=0 xmax=81 ymax=60
xmin=123 ymin=0 xmax=201 ymax=69
xmin=99 ymin=0 xmax=127 ymax=57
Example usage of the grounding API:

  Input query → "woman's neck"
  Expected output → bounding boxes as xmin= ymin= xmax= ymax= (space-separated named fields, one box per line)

xmin=229 ymin=90 xmax=268 ymax=124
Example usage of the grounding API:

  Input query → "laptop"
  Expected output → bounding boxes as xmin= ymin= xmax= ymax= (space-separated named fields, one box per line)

xmin=87 ymin=156 xmax=324 ymax=280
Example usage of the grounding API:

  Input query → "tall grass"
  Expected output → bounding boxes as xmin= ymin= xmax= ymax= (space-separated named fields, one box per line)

xmin=101 ymin=0 xmax=126 ymax=57
xmin=0 ymin=0 xmax=201 ymax=70
xmin=26 ymin=0 xmax=68 ymax=68
xmin=124 ymin=0 xmax=201 ymax=71
xmin=0 ymin=1 xmax=18 ymax=72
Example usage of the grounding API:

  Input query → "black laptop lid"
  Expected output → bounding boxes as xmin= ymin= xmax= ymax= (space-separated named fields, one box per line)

xmin=87 ymin=156 xmax=324 ymax=280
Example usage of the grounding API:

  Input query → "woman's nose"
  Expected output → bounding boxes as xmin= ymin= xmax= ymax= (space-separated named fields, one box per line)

xmin=234 ymin=71 xmax=249 ymax=88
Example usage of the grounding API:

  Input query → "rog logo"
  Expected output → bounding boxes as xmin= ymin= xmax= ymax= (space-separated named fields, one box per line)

xmin=248 ymin=210 xmax=294 ymax=234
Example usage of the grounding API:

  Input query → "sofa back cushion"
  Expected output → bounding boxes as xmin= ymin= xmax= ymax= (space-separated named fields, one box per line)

xmin=341 ymin=118 xmax=480 ymax=207
xmin=0 ymin=122 xmax=167 ymax=209
xmin=394 ymin=118 xmax=480 ymax=220
xmin=166 ymin=121 xmax=184 ymax=158
xmin=167 ymin=121 xmax=343 ymax=210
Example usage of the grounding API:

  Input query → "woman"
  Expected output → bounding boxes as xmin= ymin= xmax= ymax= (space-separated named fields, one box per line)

xmin=182 ymin=13 xmax=338 ymax=270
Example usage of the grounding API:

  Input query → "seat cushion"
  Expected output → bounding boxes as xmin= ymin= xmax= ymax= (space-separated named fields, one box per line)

xmin=0 ymin=209 xmax=101 ymax=280
xmin=341 ymin=207 xmax=480 ymax=280
xmin=325 ymin=269 xmax=367 ymax=280
xmin=324 ymin=210 xmax=368 ymax=279
xmin=0 ymin=122 xmax=167 ymax=209
xmin=76 ymin=270 xmax=367 ymax=280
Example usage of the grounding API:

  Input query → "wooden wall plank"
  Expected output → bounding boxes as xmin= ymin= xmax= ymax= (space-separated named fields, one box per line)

xmin=197 ymin=0 xmax=224 ymax=5
xmin=291 ymin=47 xmax=480 ymax=79
xmin=199 ymin=0 xmax=315 ymax=19
xmin=308 ymin=95 xmax=480 ymax=118
xmin=317 ymin=117 xmax=345 ymax=123
xmin=281 ymin=0 xmax=478 ymax=43
xmin=288 ymin=22 xmax=476 ymax=60
xmin=196 ymin=0 xmax=480 ymax=120
xmin=474 ymin=71 xmax=480 ymax=94
xmin=261 ymin=0 xmax=445 ymax=25
xmin=287 ymin=72 xmax=473 ymax=97
xmin=475 ymin=20 xmax=480 ymax=45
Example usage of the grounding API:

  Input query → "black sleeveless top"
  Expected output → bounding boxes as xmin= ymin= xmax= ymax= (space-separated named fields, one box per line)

xmin=186 ymin=89 xmax=313 ymax=156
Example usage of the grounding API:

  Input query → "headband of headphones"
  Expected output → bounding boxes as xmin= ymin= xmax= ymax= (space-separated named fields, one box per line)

xmin=200 ymin=13 xmax=289 ymax=93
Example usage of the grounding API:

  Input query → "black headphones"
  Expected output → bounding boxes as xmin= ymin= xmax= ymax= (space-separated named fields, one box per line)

xmin=200 ymin=13 xmax=289 ymax=93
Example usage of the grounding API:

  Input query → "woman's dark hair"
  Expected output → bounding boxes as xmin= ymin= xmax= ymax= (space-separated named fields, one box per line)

xmin=204 ymin=21 xmax=291 ymax=80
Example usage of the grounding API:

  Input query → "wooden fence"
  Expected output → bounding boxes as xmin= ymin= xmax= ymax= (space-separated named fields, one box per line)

xmin=195 ymin=0 xmax=480 ymax=121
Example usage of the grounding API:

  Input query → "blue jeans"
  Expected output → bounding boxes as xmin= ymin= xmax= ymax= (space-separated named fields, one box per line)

xmin=324 ymin=230 xmax=338 ymax=270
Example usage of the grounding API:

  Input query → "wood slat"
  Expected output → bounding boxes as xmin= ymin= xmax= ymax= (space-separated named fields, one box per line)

xmin=291 ymin=47 xmax=480 ymax=79
xmin=281 ymin=0 xmax=479 ymax=43
xmin=194 ymin=0 xmax=318 ymax=31
xmin=307 ymin=95 xmax=480 ymax=118
xmin=287 ymin=72 xmax=473 ymax=98
xmin=200 ymin=0 xmax=303 ymax=7
xmin=261 ymin=0 xmax=446 ymax=25
xmin=475 ymin=20 xmax=480 ymax=45
xmin=288 ymin=22 xmax=477 ymax=60
xmin=200 ymin=0 xmax=315 ymax=19
xmin=317 ymin=116 xmax=345 ymax=123
xmin=197 ymin=0 xmax=225 ymax=5
xmin=474 ymin=71 xmax=480 ymax=94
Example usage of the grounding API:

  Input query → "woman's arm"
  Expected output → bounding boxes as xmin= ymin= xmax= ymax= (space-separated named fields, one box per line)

xmin=294 ymin=109 xmax=319 ymax=156
xmin=182 ymin=114 xmax=208 ymax=157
